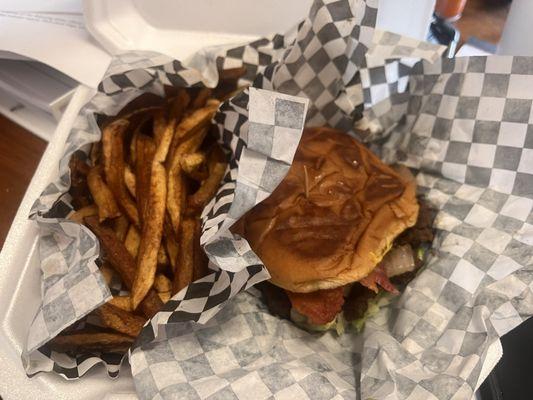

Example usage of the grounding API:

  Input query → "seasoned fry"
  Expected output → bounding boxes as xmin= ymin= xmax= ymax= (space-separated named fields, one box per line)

xmin=172 ymin=218 xmax=196 ymax=295
xmin=113 ymin=215 xmax=130 ymax=241
xmin=126 ymin=232 xmax=167 ymax=271
xmin=157 ymin=246 xmax=169 ymax=266
xmin=50 ymin=332 xmax=134 ymax=353
xmin=173 ymin=103 xmax=219 ymax=143
xmin=167 ymin=169 xmax=186 ymax=237
xmin=70 ymin=152 xmax=90 ymax=175
xmin=87 ymin=167 xmax=121 ymax=222
xmin=129 ymin=132 xmax=138 ymax=166
xmin=131 ymin=116 xmax=174 ymax=309
xmin=188 ymin=146 xmax=227 ymax=211
xmin=108 ymin=296 xmax=133 ymax=312
xmin=85 ymin=216 xmax=137 ymax=288
xmin=218 ymin=66 xmax=247 ymax=81
xmin=153 ymin=110 xmax=167 ymax=145
xmin=69 ymin=152 xmax=92 ymax=210
xmin=154 ymin=274 xmax=172 ymax=293
xmin=153 ymin=114 xmax=176 ymax=163
xmin=84 ymin=216 xmax=163 ymax=318
xmin=167 ymin=124 xmax=211 ymax=236
xmin=168 ymin=89 xmax=190 ymax=121
xmin=97 ymin=303 xmax=146 ymax=338
xmin=69 ymin=204 xmax=98 ymax=224
xmin=213 ymin=67 xmax=246 ymax=100
xmin=131 ymin=161 xmax=167 ymax=309
xmin=102 ymin=119 xmax=140 ymax=227
xmin=164 ymin=218 xmax=179 ymax=271
xmin=158 ymin=292 xmax=171 ymax=303
xmin=191 ymin=87 xmax=212 ymax=109
xmin=206 ymin=98 xmax=221 ymax=108
xmin=180 ymin=152 xmax=206 ymax=175
xmin=121 ymin=106 xmax=163 ymax=121
xmin=124 ymin=225 xmax=141 ymax=258
xmin=219 ymin=85 xmax=247 ymax=102
xmin=135 ymin=134 xmax=156 ymax=224
xmin=60 ymin=85 xmax=236 ymax=352
xmin=124 ymin=165 xmax=136 ymax=198
xmin=90 ymin=142 xmax=102 ymax=166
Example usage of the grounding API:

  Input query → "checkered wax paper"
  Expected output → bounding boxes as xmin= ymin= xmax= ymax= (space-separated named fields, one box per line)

xmin=27 ymin=1 xmax=511 ymax=399
xmin=357 ymin=55 xmax=533 ymax=400
xmin=24 ymin=43 xmax=307 ymax=380
xmin=356 ymin=29 xmax=446 ymax=142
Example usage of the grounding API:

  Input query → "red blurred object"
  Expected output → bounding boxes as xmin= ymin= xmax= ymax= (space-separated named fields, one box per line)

xmin=287 ymin=287 xmax=345 ymax=325
xmin=435 ymin=0 xmax=468 ymax=21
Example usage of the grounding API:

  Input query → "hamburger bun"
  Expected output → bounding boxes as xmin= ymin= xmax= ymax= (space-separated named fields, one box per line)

xmin=242 ymin=127 xmax=419 ymax=293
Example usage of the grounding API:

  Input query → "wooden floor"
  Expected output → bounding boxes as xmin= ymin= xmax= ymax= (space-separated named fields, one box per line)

xmin=0 ymin=115 xmax=46 ymax=246
xmin=0 ymin=0 xmax=511 ymax=248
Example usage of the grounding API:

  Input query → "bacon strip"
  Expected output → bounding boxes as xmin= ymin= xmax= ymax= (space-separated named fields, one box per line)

xmin=359 ymin=264 xmax=399 ymax=295
xmin=287 ymin=287 xmax=345 ymax=325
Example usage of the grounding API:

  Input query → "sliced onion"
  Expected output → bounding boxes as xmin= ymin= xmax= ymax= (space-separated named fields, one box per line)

xmin=382 ymin=245 xmax=415 ymax=278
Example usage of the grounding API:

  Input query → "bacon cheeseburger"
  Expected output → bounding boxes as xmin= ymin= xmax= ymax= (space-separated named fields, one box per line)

xmin=238 ymin=127 xmax=434 ymax=333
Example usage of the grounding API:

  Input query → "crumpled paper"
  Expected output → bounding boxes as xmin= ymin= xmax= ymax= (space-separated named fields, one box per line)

xmin=24 ymin=0 xmax=533 ymax=399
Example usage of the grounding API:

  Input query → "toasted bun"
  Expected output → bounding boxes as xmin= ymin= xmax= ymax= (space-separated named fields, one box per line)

xmin=242 ymin=127 xmax=419 ymax=293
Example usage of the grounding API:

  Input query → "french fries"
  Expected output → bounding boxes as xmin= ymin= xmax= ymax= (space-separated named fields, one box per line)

xmin=50 ymin=332 xmax=134 ymax=353
xmin=97 ymin=303 xmax=146 ymax=338
xmin=108 ymin=295 xmax=133 ymax=312
xmin=169 ymin=89 xmax=190 ymax=121
xmin=158 ymin=292 xmax=171 ymax=303
xmin=191 ymin=88 xmax=212 ymax=109
xmin=87 ymin=167 xmax=121 ymax=222
xmin=135 ymin=134 xmax=156 ymax=225
xmin=188 ymin=146 xmax=227 ymax=211
xmin=69 ymin=152 xmax=92 ymax=210
xmin=180 ymin=152 xmax=206 ymax=176
xmin=153 ymin=110 xmax=167 ymax=145
xmin=124 ymin=225 xmax=141 ymax=258
xmin=164 ymin=219 xmax=179 ymax=271
xmin=113 ymin=215 xmax=130 ymax=242
xmin=102 ymin=119 xmax=140 ymax=227
xmin=124 ymin=165 xmax=136 ymax=198
xmin=61 ymin=78 xmax=236 ymax=354
xmin=154 ymin=274 xmax=172 ymax=293
xmin=131 ymin=130 xmax=169 ymax=309
xmin=172 ymin=218 xmax=196 ymax=295
xmin=69 ymin=204 xmax=98 ymax=224
xmin=174 ymin=102 xmax=219 ymax=143
xmin=84 ymin=216 xmax=163 ymax=318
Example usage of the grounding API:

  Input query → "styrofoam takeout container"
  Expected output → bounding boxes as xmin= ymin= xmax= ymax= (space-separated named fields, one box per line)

xmin=0 ymin=1 xmax=435 ymax=399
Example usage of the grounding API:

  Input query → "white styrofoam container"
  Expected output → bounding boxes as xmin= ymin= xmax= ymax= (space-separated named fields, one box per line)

xmin=0 ymin=1 xmax=435 ymax=399
xmin=84 ymin=0 xmax=434 ymax=63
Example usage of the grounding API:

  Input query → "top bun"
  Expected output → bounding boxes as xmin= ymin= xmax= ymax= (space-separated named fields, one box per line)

xmin=242 ymin=127 xmax=419 ymax=293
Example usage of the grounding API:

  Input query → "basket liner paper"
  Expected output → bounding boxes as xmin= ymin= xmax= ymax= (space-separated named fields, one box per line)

xmin=24 ymin=1 xmax=533 ymax=400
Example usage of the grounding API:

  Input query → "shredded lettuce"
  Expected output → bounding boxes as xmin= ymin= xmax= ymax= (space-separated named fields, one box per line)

xmin=417 ymin=247 xmax=425 ymax=261
xmin=290 ymin=309 xmax=345 ymax=335
xmin=351 ymin=291 xmax=388 ymax=333
xmin=290 ymin=289 xmax=398 ymax=334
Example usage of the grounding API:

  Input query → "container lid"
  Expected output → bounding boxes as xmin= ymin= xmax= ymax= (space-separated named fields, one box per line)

xmin=83 ymin=0 xmax=435 ymax=64
xmin=83 ymin=0 xmax=313 ymax=62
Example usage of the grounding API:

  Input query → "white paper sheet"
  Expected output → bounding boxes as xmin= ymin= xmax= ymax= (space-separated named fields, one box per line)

xmin=0 ymin=0 xmax=82 ymax=14
xmin=0 ymin=12 xmax=111 ymax=88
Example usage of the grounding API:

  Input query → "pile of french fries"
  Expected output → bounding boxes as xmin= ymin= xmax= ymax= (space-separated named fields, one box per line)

xmin=50 ymin=69 xmax=245 ymax=353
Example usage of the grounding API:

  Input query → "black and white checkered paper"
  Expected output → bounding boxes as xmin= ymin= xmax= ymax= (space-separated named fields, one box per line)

xmin=24 ymin=0 xmax=533 ymax=399
xmin=356 ymin=55 xmax=533 ymax=399
xmin=24 ymin=27 xmax=309 ymax=381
